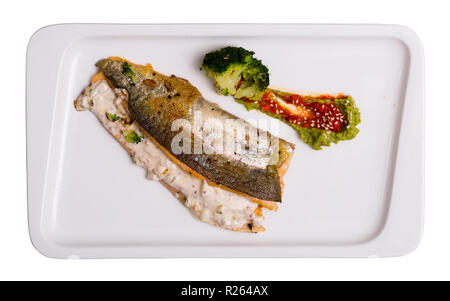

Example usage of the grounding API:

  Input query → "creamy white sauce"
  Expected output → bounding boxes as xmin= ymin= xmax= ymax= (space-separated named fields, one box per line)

xmin=75 ymin=80 xmax=264 ymax=231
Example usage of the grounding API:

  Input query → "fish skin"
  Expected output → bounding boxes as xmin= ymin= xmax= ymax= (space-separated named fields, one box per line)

xmin=96 ymin=58 xmax=294 ymax=201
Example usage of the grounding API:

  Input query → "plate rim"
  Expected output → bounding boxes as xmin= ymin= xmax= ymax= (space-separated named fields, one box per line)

xmin=26 ymin=23 xmax=424 ymax=258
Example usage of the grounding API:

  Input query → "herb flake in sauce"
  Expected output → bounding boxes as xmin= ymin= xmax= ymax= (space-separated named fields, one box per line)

xmin=105 ymin=112 xmax=120 ymax=122
xmin=124 ymin=130 xmax=144 ymax=144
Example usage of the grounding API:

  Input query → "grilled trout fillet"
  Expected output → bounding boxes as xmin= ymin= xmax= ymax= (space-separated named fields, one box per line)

xmin=96 ymin=57 xmax=294 ymax=202
xmin=75 ymin=74 xmax=266 ymax=232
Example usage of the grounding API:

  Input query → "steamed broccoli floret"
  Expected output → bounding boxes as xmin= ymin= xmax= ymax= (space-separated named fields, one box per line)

xmin=201 ymin=46 xmax=270 ymax=100
xmin=205 ymin=64 xmax=246 ymax=96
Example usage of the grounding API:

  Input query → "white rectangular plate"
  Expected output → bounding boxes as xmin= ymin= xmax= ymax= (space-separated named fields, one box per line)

xmin=27 ymin=24 xmax=424 ymax=258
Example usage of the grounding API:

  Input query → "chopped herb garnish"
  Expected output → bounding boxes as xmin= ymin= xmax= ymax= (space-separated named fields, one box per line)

xmin=122 ymin=62 xmax=136 ymax=85
xmin=105 ymin=112 xmax=120 ymax=122
xmin=124 ymin=130 xmax=144 ymax=144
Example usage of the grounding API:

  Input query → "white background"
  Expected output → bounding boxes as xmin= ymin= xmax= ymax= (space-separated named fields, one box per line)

xmin=0 ymin=0 xmax=447 ymax=280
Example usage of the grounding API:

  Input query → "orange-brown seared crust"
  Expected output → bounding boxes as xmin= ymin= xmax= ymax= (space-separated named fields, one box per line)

xmin=238 ymin=224 xmax=266 ymax=233
xmin=91 ymin=72 xmax=107 ymax=83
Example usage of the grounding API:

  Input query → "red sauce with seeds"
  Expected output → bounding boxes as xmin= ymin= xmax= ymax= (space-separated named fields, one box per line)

xmin=243 ymin=91 xmax=347 ymax=132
